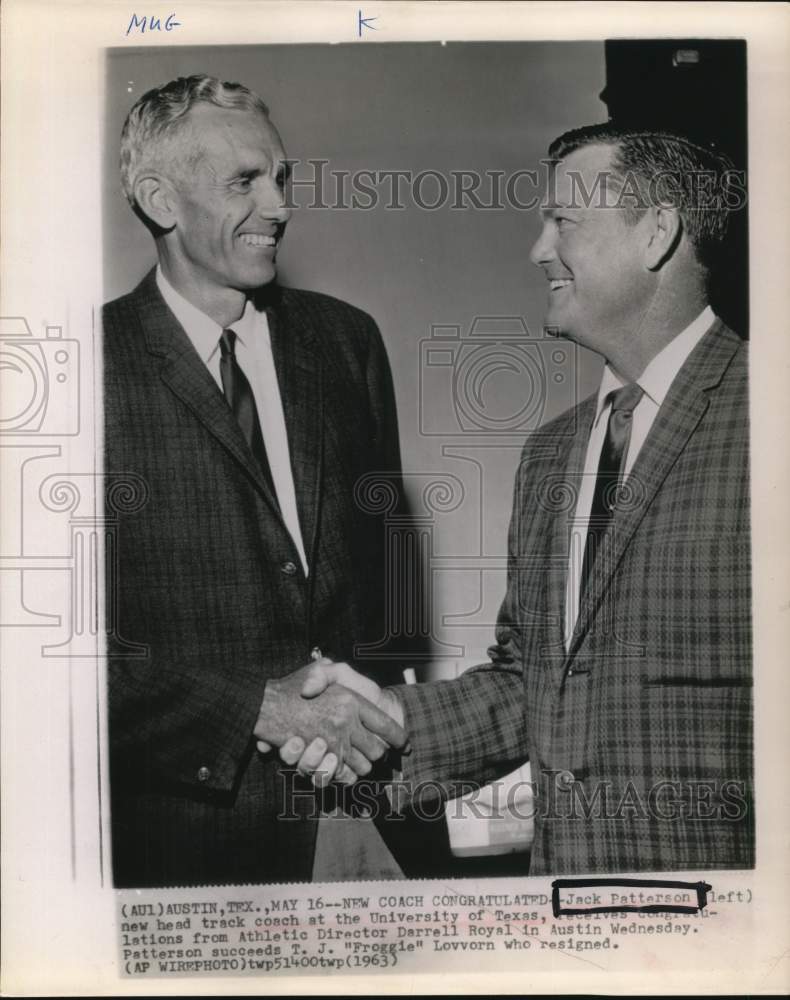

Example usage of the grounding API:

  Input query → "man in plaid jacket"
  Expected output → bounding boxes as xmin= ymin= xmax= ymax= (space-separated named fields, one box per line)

xmin=290 ymin=123 xmax=752 ymax=875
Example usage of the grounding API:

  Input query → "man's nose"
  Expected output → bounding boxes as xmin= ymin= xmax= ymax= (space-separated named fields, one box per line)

xmin=256 ymin=179 xmax=292 ymax=223
xmin=529 ymin=223 xmax=555 ymax=267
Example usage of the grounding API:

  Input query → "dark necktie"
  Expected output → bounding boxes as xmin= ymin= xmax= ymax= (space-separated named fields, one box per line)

xmin=218 ymin=329 xmax=278 ymax=503
xmin=579 ymin=381 xmax=644 ymax=595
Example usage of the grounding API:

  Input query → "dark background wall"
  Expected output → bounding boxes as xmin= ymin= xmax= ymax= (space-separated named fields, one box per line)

xmin=601 ymin=39 xmax=748 ymax=336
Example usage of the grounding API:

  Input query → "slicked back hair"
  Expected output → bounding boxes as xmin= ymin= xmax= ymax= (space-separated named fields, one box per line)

xmin=548 ymin=122 xmax=740 ymax=277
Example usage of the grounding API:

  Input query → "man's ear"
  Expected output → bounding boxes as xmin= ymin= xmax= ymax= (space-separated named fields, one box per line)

xmin=133 ymin=173 xmax=178 ymax=231
xmin=644 ymin=205 xmax=682 ymax=271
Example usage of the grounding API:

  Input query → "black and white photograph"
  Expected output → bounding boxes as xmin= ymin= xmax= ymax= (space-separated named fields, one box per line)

xmin=1 ymin=2 xmax=788 ymax=994
xmin=103 ymin=37 xmax=753 ymax=888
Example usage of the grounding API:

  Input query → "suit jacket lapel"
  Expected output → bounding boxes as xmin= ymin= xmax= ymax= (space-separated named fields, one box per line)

xmin=133 ymin=270 xmax=282 ymax=511
xmin=571 ymin=320 xmax=743 ymax=655
xmin=267 ymin=294 xmax=323 ymax=570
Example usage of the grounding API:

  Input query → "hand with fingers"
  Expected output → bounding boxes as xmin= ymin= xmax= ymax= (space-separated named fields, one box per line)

xmin=257 ymin=659 xmax=406 ymax=786
xmin=253 ymin=659 xmax=406 ymax=787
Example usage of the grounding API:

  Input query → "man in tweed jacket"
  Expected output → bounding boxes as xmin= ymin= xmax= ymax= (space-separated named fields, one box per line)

xmin=292 ymin=123 xmax=752 ymax=875
xmin=104 ymin=75 xmax=406 ymax=887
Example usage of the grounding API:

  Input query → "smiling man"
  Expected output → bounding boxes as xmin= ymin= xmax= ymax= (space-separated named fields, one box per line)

xmin=289 ymin=122 xmax=753 ymax=875
xmin=103 ymin=75 xmax=407 ymax=887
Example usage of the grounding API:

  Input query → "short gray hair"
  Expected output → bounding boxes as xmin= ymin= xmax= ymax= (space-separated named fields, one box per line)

xmin=119 ymin=74 xmax=270 ymax=207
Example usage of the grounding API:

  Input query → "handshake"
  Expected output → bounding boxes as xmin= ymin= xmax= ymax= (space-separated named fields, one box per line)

xmin=254 ymin=658 xmax=407 ymax=787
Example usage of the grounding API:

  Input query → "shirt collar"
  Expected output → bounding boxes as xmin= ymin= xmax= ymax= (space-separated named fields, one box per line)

xmin=232 ymin=295 xmax=270 ymax=352
xmin=156 ymin=265 xmax=222 ymax=366
xmin=594 ymin=305 xmax=716 ymax=425
xmin=155 ymin=265 xmax=269 ymax=363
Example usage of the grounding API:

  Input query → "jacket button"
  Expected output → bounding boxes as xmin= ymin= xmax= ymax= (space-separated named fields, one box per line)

xmin=281 ymin=560 xmax=298 ymax=576
xmin=197 ymin=766 xmax=211 ymax=782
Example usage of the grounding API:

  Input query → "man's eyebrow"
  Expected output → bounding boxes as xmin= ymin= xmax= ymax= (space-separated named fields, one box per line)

xmin=224 ymin=160 xmax=292 ymax=181
xmin=223 ymin=165 xmax=261 ymax=181
xmin=541 ymin=201 xmax=582 ymax=218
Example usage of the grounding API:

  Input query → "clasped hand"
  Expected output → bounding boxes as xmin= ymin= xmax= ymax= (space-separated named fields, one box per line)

xmin=254 ymin=660 xmax=405 ymax=787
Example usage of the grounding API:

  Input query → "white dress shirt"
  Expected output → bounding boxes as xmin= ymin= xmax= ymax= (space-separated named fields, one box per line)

xmin=156 ymin=266 xmax=309 ymax=575
xmin=563 ymin=305 xmax=716 ymax=648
